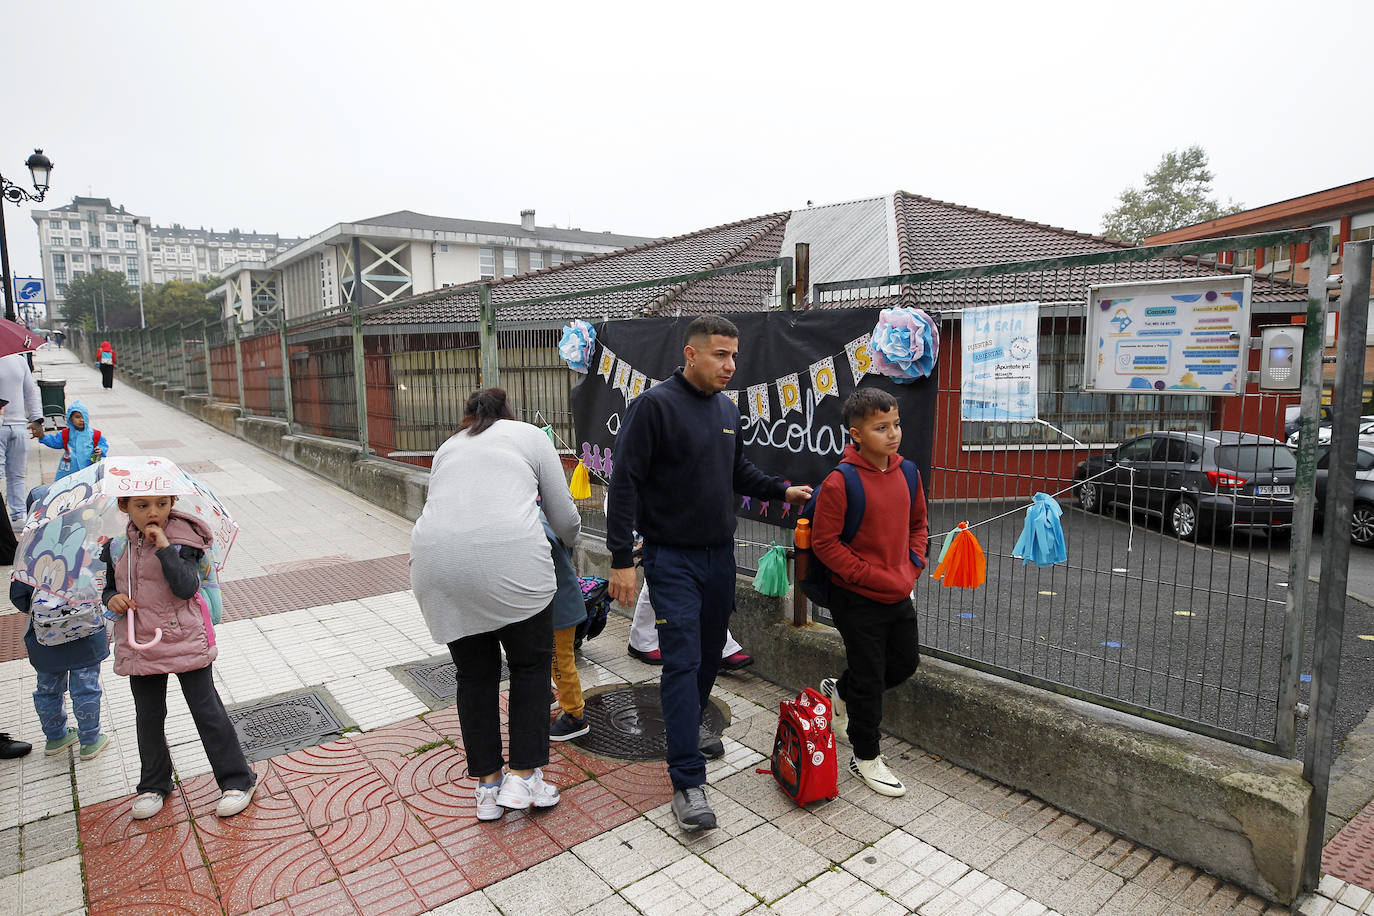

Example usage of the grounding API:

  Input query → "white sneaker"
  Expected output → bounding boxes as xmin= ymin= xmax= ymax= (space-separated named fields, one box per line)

xmin=215 ymin=781 xmax=257 ymax=818
xmin=819 ymin=677 xmax=848 ymax=740
xmin=130 ymin=792 xmax=165 ymax=820
xmin=475 ymin=781 xmax=504 ymax=821
xmin=849 ymin=755 xmax=906 ymax=797
xmin=495 ymin=769 xmax=561 ymax=810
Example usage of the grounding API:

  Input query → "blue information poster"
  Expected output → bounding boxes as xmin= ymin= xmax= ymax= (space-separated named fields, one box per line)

xmin=961 ymin=301 xmax=1039 ymax=421
xmin=1083 ymin=276 xmax=1251 ymax=396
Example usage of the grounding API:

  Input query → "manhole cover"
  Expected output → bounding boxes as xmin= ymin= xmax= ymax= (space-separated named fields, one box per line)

xmin=228 ymin=691 xmax=344 ymax=761
xmin=402 ymin=657 xmax=507 ymax=705
xmin=577 ymin=684 xmax=728 ymax=761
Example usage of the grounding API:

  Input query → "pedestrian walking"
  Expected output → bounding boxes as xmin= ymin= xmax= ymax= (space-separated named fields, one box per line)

xmin=410 ymin=388 xmax=580 ymax=821
xmin=545 ymin=513 xmax=591 ymax=742
xmin=0 ymin=352 xmax=44 ymax=525
xmin=626 ymin=583 xmax=751 ymax=671
xmin=34 ymin=400 xmax=109 ymax=479
xmin=97 ymin=341 xmax=116 ymax=389
xmin=605 ymin=315 xmax=811 ymax=831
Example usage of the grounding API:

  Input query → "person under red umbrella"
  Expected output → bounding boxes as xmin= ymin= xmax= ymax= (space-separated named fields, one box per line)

xmin=97 ymin=341 xmax=116 ymax=389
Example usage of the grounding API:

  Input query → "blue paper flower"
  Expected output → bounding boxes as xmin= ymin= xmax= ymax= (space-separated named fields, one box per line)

xmin=870 ymin=308 xmax=939 ymax=383
xmin=1012 ymin=493 xmax=1067 ymax=567
xmin=558 ymin=320 xmax=597 ymax=373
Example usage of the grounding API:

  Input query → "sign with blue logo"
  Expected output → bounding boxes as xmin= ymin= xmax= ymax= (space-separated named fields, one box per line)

xmin=961 ymin=301 xmax=1039 ymax=421
xmin=1084 ymin=276 xmax=1252 ymax=396
xmin=13 ymin=277 xmax=45 ymax=305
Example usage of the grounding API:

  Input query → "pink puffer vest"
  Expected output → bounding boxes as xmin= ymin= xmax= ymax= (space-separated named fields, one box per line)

xmin=110 ymin=512 xmax=216 ymax=676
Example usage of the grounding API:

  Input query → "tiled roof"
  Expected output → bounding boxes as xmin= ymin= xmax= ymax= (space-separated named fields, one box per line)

xmin=352 ymin=210 xmax=656 ymax=249
xmin=365 ymin=213 xmax=789 ymax=325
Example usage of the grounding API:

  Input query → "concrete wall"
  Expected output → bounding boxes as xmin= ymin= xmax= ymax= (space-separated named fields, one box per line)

xmin=111 ymin=364 xmax=1314 ymax=903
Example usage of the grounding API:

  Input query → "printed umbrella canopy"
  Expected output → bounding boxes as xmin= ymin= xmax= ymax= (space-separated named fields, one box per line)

xmin=14 ymin=456 xmax=239 ymax=616
xmin=0 ymin=318 xmax=41 ymax=358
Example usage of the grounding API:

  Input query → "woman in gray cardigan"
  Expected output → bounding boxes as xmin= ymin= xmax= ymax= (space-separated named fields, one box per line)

xmin=410 ymin=388 xmax=581 ymax=821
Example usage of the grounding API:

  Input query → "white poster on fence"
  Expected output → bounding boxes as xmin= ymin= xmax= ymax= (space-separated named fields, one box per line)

xmin=961 ymin=302 xmax=1039 ymax=421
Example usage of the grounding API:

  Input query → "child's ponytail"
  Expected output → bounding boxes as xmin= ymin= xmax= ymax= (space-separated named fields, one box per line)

xmin=458 ymin=387 xmax=515 ymax=436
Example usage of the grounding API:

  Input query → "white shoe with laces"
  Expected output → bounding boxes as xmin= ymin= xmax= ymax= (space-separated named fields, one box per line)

xmin=475 ymin=781 xmax=504 ymax=821
xmin=849 ymin=755 xmax=907 ymax=797
xmin=819 ymin=677 xmax=848 ymax=741
xmin=130 ymin=791 xmax=165 ymax=820
xmin=495 ymin=769 xmax=560 ymax=810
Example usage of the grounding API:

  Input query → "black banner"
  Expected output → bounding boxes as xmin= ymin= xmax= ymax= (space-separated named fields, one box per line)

xmin=569 ymin=309 xmax=938 ymax=528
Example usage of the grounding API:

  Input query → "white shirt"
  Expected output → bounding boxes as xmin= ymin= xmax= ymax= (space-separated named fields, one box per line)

xmin=0 ymin=354 xmax=40 ymax=426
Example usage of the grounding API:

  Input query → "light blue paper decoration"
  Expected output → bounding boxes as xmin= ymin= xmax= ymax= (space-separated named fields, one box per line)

xmin=1012 ymin=492 xmax=1068 ymax=567
xmin=558 ymin=320 xmax=597 ymax=373
xmin=870 ymin=308 xmax=939 ymax=384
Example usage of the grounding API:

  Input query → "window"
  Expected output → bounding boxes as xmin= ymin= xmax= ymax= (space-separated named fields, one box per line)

xmin=1352 ymin=226 xmax=1374 ymax=244
xmin=439 ymin=243 xmax=449 ymax=253
xmin=127 ymin=268 xmax=139 ymax=284
xmin=125 ymin=240 xmax=136 ymax=249
xmin=108 ymin=255 xmax=120 ymax=267
xmin=72 ymin=253 xmax=84 ymax=263
xmin=529 ymin=251 xmax=544 ymax=271
xmin=68 ymin=220 xmax=80 ymax=230
xmin=550 ymin=252 xmax=564 ymax=266
xmin=1116 ymin=437 xmax=1158 ymax=463
xmin=54 ymin=281 xmax=65 ymax=296
xmin=70 ymin=236 xmax=81 ymax=248
xmin=502 ymin=250 xmax=517 ymax=277
xmin=108 ymin=239 xmax=119 ymax=249
xmin=49 ymin=235 xmax=64 ymax=246
xmin=52 ymin=253 xmax=66 ymax=278
xmin=91 ymin=255 xmax=102 ymax=268
xmin=479 ymin=248 xmax=495 ymax=279
xmin=88 ymin=235 xmax=98 ymax=248
xmin=1265 ymin=243 xmax=1292 ymax=265
xmin=49 ymin=219 xmax=61 ymax=229
xmin=1236 ymin=248 xmax=1256 ymax=268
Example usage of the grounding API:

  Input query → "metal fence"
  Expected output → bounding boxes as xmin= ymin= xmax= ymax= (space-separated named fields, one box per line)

xmin=68 ymin=233 xmax=1338 ymax=755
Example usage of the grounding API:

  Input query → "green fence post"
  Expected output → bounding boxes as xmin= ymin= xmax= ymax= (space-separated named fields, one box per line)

xmin=279 ymin=317 xmax=294 ymax=430
xmin=478 ymin=284 xmax=499 ymax=388
xmin=200 ymin=320 xmax=212 ymax=399
xmin=233 ymin=318 xmax=246 ymax=412
xmin=352 ymin=303 xmax=369 ymax=452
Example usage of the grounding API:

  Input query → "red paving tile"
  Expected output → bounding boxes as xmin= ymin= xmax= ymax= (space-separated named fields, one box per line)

xmin=335 ymin=857 xmax=431 ymax=916
xmin=220 ymin=554 xmax=412 ymax=623
xmin=80 ymin=790 xmax=192 ymax=847
xmin=271 ymin=738 xmax=375 ymax=786
xmin=315 ymin=799 xmax=433 ymax=876
xmin=345 ymin=719 xmax=447 ymax=782
xmin=554 ymin=739 xmax=636 ymax=777
xmin=595 ymin=760 xmax=675 ymax=813
xmin=209 ymin=832 xmax=338 ymax=915
xmin=250 ymin=880 xmax=361 ymax=915
xmin=289 ymin=767 xmax=404 ymax=829
xmin=537 ymin=779 xmax=640 ymax=849
xmin=194 ymin=793 xmax=314 ymax=865
xmin=439 ymin=812 xmax=560 ymax=889
xmin=84 ymin=822 xmax=204 ymax=903
xmin=88 ymin=866 xmax=222 ymax=916
xmin=1324 ymin=797 xmax=1374 ymax=891
xmin=389 ymin=842 xmax=474 ymax=909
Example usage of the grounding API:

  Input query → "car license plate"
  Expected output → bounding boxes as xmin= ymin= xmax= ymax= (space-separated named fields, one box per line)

xmin=1256 ymin=485 xmax=1291 ymax=496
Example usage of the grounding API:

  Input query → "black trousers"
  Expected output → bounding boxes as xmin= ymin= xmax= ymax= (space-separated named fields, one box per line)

xmin=100 ymin=364 xmax=114 ymax=388
xmin=448 ymin=602 xmax=553 ymax=779
xmin=129 ymin=664 xmax=255 ymax=797
xmin=830 ymin=585 xmax=920 ymax=761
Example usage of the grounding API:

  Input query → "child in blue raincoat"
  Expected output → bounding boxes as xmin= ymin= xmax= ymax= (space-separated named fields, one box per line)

xmin=34 ymin=401 xmax=109 ymax=480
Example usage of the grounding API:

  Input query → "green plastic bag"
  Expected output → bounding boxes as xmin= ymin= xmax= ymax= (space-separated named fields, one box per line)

xmin=936 ymin=527 xmax=958 ymax=566
xmin=753 ymin=542 xmax=790 ymax=597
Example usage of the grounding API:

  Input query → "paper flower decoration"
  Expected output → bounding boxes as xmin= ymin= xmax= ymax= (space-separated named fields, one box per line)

xmin=752 ymin=542 xmax=791 ymax=597
xmin=869 ymin=308 xmax=939 ymax=384
xmin=932 ymin=522 xmax=986 ymax=588
xmin=569 ymin=460 xmax=591 ymax=500
xmin=1013 ymin=493 xmax=1067 ymax=568
xmin=558 ymin=320 xmax=597 ymax=373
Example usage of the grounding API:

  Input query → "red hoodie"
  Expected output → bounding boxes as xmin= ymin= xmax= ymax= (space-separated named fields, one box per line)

xmin=812 ymin=443 xmax=929 ymax=604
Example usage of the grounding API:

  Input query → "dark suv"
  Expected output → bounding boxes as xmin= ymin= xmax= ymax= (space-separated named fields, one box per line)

xmin=1073 ymin=431 xmax=1296 ymax=540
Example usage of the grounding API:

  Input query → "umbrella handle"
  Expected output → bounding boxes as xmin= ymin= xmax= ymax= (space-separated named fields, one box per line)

xmin=124 ymin=604 xmax=163 ymax=650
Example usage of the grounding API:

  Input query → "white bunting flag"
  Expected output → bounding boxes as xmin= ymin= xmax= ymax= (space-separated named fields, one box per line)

xmin=597 ymin=347 xmax=616 ymax=382
xmin=776 ymin=373 xmax=802 ymax=417
xmin=723 ymin=390 xmax=739 ymax=406
xmin=810 ymin=357 xmax=839 ymax=404
xmin=747 ymin=383 xmax=770 ymax=423
xmin=845 ymin=334 xmax=874 ymax=385
xmin=628 ymin=370 xmax=647 ymax=400
xmin=613 ymin=359 xmax=632 ymax=394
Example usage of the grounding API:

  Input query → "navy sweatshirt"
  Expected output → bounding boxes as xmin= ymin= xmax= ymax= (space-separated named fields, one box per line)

xmin=606 ymin=369 xmax=788 ymax=568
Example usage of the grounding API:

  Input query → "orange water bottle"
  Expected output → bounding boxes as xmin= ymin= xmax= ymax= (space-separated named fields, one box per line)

xmin=793 ymin=517 xmax=811 ymax=549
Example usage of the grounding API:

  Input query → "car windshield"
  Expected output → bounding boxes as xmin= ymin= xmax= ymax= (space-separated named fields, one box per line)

xmin=1214 ymin=444 xmax=1297 ymax=473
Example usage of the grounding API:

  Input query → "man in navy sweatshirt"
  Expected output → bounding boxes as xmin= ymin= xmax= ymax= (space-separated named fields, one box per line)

xmin=606 ymin=314 xmax=812 ymax=832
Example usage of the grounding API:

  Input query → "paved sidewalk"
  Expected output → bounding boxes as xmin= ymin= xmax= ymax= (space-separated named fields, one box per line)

xmin=0 ymin=345 xmax=1363 ymax=914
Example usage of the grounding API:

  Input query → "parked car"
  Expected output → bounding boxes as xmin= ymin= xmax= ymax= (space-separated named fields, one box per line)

xmin=1285 ymin=414 xmax=1374 ymax=447
xmin=1284 ymin=404 xmax=1332 ymax=440
xmin=1313 ymin=444 xmax=1374 ymax=547
xmin=1073 ymin=431 xmax=1296 ymax=540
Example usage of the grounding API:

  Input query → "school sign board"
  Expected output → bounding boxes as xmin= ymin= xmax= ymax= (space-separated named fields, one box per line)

xmin=569 ymin=309 xmax=937 ymax=529
xmin=1083 ymin=276 xmax=1252 ymax=395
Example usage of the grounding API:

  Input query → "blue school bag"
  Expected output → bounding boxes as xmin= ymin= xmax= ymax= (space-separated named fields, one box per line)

xmin=108 ymin=536 xmax=223 ymax=625
xmin=794 ymin=460 xmax=922 ymax=608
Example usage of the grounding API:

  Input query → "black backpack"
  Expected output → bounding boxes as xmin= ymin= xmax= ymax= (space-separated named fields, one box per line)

xmin=796 ymin=460 xmax=922 ymax=608
xmin=574 ymin=576 xmax=611 ymax=649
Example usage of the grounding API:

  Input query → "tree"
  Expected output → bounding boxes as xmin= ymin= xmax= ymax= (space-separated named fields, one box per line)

xmin=141 ymin=279 xmax=222 ymax=327
xmin=1101 ymin=145 xmax=1243 ymax=244
xmin=61 ymin=270 xmax=140 ymax=331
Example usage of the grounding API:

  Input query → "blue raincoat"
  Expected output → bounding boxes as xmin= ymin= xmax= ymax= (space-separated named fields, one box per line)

xmin=37 ymin=400 xmax=110 ymax=480
xmin=1013 ymin=493 xmax=1068 ymax=567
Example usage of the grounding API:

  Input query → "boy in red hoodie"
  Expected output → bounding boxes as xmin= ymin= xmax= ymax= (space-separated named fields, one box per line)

xmin=813 ymin=388 xmax=928 ymax=797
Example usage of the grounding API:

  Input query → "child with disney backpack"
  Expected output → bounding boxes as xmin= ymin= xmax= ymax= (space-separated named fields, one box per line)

xmin=101 ymin=491 xmax=256 ymax=820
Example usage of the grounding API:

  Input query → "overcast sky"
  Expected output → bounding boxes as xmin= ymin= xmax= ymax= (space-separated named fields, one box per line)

xmin=3 ymin=0 xmax=1370 ymax=278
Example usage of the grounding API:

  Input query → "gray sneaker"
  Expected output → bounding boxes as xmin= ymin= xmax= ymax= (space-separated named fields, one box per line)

xmin=672 ymin=785 xmax=717 ymax=832
xmin=699 ymin=724 xmax=724 ymax=760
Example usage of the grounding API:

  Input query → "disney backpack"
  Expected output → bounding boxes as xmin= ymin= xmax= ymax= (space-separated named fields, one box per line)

xmin=574 ymin=576 xmax=610 ymax=649
xmin=759 ymin=686 xmax=839 ymax=806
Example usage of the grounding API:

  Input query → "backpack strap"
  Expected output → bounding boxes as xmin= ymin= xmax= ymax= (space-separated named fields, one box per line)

xmin=61 ymin=428 xmax=68 ymax=447
xmin=836 ymin=463 xmax=865 ymax=543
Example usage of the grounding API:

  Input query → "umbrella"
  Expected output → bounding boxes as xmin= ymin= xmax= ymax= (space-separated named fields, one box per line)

xmin=0 ymin=318 xmax=41 ymax=358
xmin=14 ymin=456 xmax=239 ymax=648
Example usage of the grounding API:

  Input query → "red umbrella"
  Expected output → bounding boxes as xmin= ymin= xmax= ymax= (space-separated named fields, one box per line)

xmin=0 ymin=318 xmax=40 ymax=358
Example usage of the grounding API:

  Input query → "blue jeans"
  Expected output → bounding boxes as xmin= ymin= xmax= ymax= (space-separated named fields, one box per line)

xmin=0 ymin=425 xmax=28 ymax=520
xmin=33 ymin=664 xmax=103 ymax=745
xmin=641 ymin=543 xmax=734 ymax=790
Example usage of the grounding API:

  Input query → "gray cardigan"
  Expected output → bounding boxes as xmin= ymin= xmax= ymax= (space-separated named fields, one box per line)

xmin=410 ymin=420 xmax=581 ymax=644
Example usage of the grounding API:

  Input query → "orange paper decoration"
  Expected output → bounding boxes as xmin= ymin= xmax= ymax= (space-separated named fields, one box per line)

xmin=932 ymin=522 xmax=986 ymax=589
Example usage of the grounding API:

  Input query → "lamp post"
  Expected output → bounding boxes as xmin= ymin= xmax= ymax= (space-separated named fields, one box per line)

xmin=0 ymin=149 xmax=54 ymax=323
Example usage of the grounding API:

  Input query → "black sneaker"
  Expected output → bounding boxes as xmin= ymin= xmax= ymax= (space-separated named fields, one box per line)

xmin=550 ymin=712 xmax=590 ymax=742
xmin=699 ymin=724 xmax=724 ymax=760
xmin=0 ymin=733 xmax=32 ymax=759
xmin=672 ymin=785 xmax=717 ymax=832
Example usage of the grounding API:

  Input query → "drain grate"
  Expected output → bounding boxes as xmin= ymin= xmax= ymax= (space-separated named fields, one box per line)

xmin=228 ymin=691 xmax=344 ymax=761
xmin=577 ymin=684 xmax=728 ymax=761
xmin=401 ymin=656 xmax=508 ymax=705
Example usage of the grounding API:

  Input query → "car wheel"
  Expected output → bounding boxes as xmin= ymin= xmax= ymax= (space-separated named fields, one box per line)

xmin=1352 ymin=502 xmax=1374 ymax=547
xmin=1077 ymin=480 xmax=1101 ymax=513
xmin=1167 ymin=497 xmax=1200 ymax=541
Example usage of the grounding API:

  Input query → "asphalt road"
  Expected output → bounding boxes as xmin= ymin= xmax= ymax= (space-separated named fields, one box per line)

xmin=916 ymin=499 xmax=1374 ymax=755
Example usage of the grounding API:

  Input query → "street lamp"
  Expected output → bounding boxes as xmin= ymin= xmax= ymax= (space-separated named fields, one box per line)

xmin=0 ymin=148 xmax=54 ymax=322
